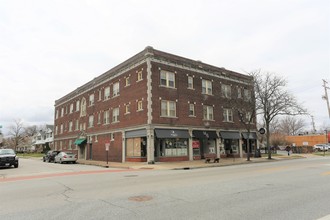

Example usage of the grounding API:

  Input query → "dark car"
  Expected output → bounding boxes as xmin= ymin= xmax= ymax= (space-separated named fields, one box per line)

xmin=0 ymin=149 xmax=19 ymax=168
xmin=43 ymin=150 xmax=61 ymax=163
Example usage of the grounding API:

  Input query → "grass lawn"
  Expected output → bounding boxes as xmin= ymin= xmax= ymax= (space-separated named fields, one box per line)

xmin=313 ymin=151 xmax=330 ymax=156
xmin=17 ymin=153 xmax=44 ymax=158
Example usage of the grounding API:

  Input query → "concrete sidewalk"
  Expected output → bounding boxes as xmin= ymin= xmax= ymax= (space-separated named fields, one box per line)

xmin=77 ymin=154 xmax=311 ymax=170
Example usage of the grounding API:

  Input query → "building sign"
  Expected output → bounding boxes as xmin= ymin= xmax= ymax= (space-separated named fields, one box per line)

xmin=192 ymin=140 xmax=200 ymax=149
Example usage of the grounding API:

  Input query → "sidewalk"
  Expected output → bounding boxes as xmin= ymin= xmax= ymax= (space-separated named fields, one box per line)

xmin=77 ymin=154 xmax=311 ymax=170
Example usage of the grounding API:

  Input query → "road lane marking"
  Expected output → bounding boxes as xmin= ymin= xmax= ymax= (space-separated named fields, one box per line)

xmin=256 ymin=166 xmax=289 ymax=173
xmin=321 ymin=171 xmax=330 ymax=176
xmin=0 ymin=169 xmax=139 ymax=183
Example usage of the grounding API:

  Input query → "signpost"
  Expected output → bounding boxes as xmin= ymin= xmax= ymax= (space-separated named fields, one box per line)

xmin=105 ymin=142 xmax=110 ymax=167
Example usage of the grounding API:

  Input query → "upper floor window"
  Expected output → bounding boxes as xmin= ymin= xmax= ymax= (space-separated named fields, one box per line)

xmin=244 ymin=89 xmax=251 ymax=101
xmin=125 ymin=104 xmax=130 ymax=114
xmin=112 ymin=107 xmax=119 ymax=123
xmin=89 ymin=94 xmax=94 ymax=106
xmin=56 ymin=110 xmax=59 ymax=119
xmin=76 ymin=100 xmax=80 ymax=112
xmin=80 ymin=98 xmax=87 ymax=117
xmin=98 ymin=90 xmax=102 ymax=101
xmin=113 ymin=82 xmax=120 ymax=97
xmin=189 ymin=103 xmax=195 ymax=116
xmin=97 ymin=113 xmax=101 ymax=124
xmin=88 ymin=115 xmax=94 ymax=128
xmin=69 ymin=103 xmax=74 ymax=113
xmin=237 ymin=88 xmax=242 ymax=99
xmin=125 ymin=77 xmax=131 ymax=86
xmin=161 ymin=100 xmax=176 ymax=117
xmin=75 ymin=120 xmax=79 ymax=130
xmin=245 ymin=112 xmax=254 ymax=123
xmin=55 ymin=125 xmax=58 ymax=135
xmin=202 ymin=79 xmax=212 ymax=95
xmin=61 ymin=108 xmax=64 ymax=117
xmin=203 ymin=105 xmax=214 ymax=120
xmin=69 ymin=121 xmax=73 ymax=132
xmin=103 ymin=110 xmax=110 ymax=124
xmin=137 ymin=100 xmax=143 ymax=111
xmin=221 ymin=84 xmax=231 ymax=98
xmin=160 ymin=70 xmax=175 ymax=88
xmin=188 ymin=76 xmax=194 ymax=89
xmin=104 ymin=87 xmax=110 ymax=100
xmin=223 ymin=108 xmax=233 ymax=122
xmin=137 ymin=71 xmax=143 ymax=81
xmin=60 ymin=124 xmax=63 ymax=134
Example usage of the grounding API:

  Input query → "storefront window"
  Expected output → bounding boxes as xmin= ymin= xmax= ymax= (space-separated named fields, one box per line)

xmin=126 ymin=137 xmax=147 ymax=157
xmin=160 ymin=138 xmax=188 ymax=157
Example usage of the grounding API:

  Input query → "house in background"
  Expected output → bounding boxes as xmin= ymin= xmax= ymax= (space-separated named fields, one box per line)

xmin=54 ymin=46 xmax=257 ymax=163
xmin=32 ymin=125 xmax=54 ymax=152
xmin=286 ymin=132 xmax=329 ymax=147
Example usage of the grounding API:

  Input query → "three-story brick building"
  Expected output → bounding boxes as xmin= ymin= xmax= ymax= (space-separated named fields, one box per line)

xmin=54 ymin=46 xmax=257 ymax=163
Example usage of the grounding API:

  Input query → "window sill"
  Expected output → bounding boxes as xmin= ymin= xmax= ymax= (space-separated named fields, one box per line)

xmin=159 ymin=85 xmax=177 ymax=90
xmin=160 ymin=116 xmax=178 ymax=119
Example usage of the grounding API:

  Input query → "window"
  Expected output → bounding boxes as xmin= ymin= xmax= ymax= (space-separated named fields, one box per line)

xmin=203 ymin=105 xmax=214 ymax=120
xmin=244 ymin=89 xmax=251 ymax=101
xmin=189 ymin=103 xmax=195 ymax=116
xmin=98 ymin=90 xmax=102 ymax=101
xmin=125 ymin=104 xmax=130 ymax=114
xmin=76 ymin=100 xmax=80 ymax=112
xmin=223 ymin=108 xmax=233 ymax=122
xmin=60 ymin=124 xmax=63 ymax=134
xmin=88 ymin=115 xmax=94 ymax=128
xmin=161 ymin=100 xmax=176 ymax=117
xmin=202 ymin=79 xmax=212 ymax=95
xmin=221 ymin=84 xmax=231 ymax=98
xmin=61 ymin=108 xmax=64 ymax=117
xmin=103 ymin=110 xmax=110 ymax=124
xmin=75 ymin=120 xmax=79 ymax=130
xmin=104 ymin=87 xmax=110 ymax=100
xmin=80 ymin=98 xmax=86 ymax=117
xmin=69 ymin=103 xmax=74 ymax=113
xmin=56 ymin=110 xmax=59 ymax=119
xmin=113 ymin=82 xmax=119 ymax=97
xmin=188 ymin=76 xmax=194 ymax=89
xmin=160 ymin=70 xmax=175 ymax=88
xmin=112 ymin=107 xmax=119 ymax=123
xmin=245 ymin=112 xmax=254 ymax=123
xmin=137 ymin=100 xmax=143 ymax=111
xmin=69 ymin=121 xmax=73 ymax=132
xmin=89 ymin=94 xmax=94 ymax=106
xmin=125 ymin=77 xmax=130 ymax=86
xmin=237 ymin=88 xmax=242 ymax=98
xmin=97 ymin=113 xmax=101 ymax=124
xmin=137 ymin=71 xmax=143 ymax=81
xmin=55 ymin=125 xmax=58 ymax=135
xmin=68 ymin=140 xmax=72 ymax=150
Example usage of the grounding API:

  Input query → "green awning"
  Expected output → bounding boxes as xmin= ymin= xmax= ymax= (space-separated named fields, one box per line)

xmin=74 ymin=138 xmax=86 ymax=145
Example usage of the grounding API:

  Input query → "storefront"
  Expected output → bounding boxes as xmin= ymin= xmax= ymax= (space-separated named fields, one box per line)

xmin=125 ymin=129 xmax=147 ymax=162
xmin=192 ymin=130 xmax=218 ymax=159
xmin=241 ymin=132 xmax=257 ymax=154
xmin=219 ymin=131 xmax=240 ymax=157
xmin=154 ymin=129 xmax=190 ymax=162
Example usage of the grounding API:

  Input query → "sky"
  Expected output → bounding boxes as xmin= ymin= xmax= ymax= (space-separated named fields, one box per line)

xmin=0 ymin=0 xmax=329 ymax=136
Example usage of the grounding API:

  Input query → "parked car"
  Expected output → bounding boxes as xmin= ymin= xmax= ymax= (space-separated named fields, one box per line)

xmin=54 ymin=152 xmax=77 ymax=164
xmin=43 ymin=150 xmax=61 ymax=162
xmin=0 ymin=149 xmax=19 ymax=168
xmin=313 ymin=144 xmax=329 ymax=151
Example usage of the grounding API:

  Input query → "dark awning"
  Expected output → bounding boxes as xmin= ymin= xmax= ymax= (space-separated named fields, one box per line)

xmin=125 ymin=129 xmax=147 ymax=138
xmin=193 ymin=130 xmax=218 ymax=139
xmin=242 ymin=132 xmax=257 ymax=139
xmin=219 ymin=131 xmax=240 ymax=139
xmin=155 ymin=129 xmax=190 ymax=138
xmin=74 ymin=138 xmax=86 ymax=145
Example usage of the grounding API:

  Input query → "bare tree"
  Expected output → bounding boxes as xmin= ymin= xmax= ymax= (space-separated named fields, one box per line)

xmin=24 ymin=125 xmax=38 ymax=137
xmin=250 ymin=70 xmax=307 ymax=159
xmin=278 ymin=116 xmax=305 ymax=135
xmin=8 ymin=119 xmax=26 ymax=151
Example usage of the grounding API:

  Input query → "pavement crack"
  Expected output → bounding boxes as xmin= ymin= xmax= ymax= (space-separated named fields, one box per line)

xmin=99 ymin=199 xmax=138 ymax=215
xmin=54 ymin=181 xmax=74 ymax=202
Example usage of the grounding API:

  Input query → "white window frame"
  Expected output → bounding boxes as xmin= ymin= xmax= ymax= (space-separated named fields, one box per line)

xmin=161 ymin=100 xmax=176 ymax=117
xmin=75 ymin=120 xmax=79 ymax=130
xmin=69 ymin=121 xmax=73 ymax=132
xmin=160 ymin=70 xmax=175 ymax=88
xmin=98 ymin=90 xmax=102 ymax=101
xmin=80 ymin=98 xmax=87 ymax=117
xmin=89 ymin=94 xmax=94 ymax=106
xmin=69 ymin=103 xmax=74 ymax=113
xmin=125 ymin=77 xmax=130 ymax=86
xmin=188 ymin=76 xmax=194 ymax=89
xmin=125 ymin=104 xmax=130 ymax=114
xmin=137 ymin=71 xmax=143 ymax=81
xmin=189 ymin=103 xmax=195 ymax=116
xmin=112 ymin=107 xmax=119 ymax=123
xmin=223 ymin=108 xmax=233 ymax=122
xmin=113 ymin=82 xmax=120 ymax=97
xmin=104 ymin=87 xmax=110 ymax=100
xmin=203 ymin=105 xmax=214 ymax=120
xmin=221 ymin=84 xmax=231 ymax=98
xmin=244 ymin=89 xmax=251 ymax=101
xmin=202 ymin=79 xmax=212 ymax=95
xmin=76 ymin=100 xmax=80 ymax=112
xmin=103 ymin=110 xmax=110 ymax=124
xmin=137 ymin=100 xmax=143 ymax=111
xmin=88 ymin=115 xmax=94 ymax=128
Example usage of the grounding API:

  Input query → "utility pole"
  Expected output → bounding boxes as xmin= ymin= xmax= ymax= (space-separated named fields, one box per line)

xmin=311 ymin=115 xmax=316 ymax=133
xmin=322 ymin=79 xmax=330 ymax=118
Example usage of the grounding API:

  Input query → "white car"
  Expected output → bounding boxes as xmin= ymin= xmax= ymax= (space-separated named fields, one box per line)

xmin=313 ymin=144 xmax=329 ymax=151
xmin=54 ymin=152 xmax=77 ymax=164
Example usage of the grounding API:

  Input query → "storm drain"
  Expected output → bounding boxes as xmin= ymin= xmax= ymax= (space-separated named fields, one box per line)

xmin=128 ymin=195 xmax=153 ymax=202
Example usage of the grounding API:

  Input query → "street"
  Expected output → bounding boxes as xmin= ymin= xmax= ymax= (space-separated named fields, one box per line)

xmin=1 ymin=157 xmax=330 ymax=220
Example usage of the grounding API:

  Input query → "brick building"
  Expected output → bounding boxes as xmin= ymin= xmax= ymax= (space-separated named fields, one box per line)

xmin=54 ymin=46 xmax=257 ymax=163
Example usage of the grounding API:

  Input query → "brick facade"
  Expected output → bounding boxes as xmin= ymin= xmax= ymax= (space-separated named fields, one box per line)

xmin=54 ymin=46 xmax=257 ymax=163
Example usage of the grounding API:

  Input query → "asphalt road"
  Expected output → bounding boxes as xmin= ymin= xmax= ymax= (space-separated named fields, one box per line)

xmin=1 ymin=157 xmax=330 ymax=220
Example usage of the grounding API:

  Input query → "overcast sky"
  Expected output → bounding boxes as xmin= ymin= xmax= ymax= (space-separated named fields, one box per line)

xmin=0 ymin=0 xmax=329 ymax=135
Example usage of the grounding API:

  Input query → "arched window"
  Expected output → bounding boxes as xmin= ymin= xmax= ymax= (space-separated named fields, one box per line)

xmin=80 ymin=98 xmax=86 ymax=117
